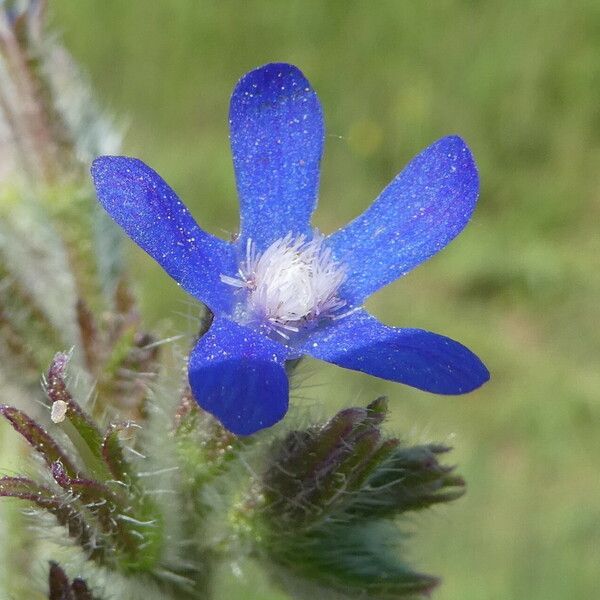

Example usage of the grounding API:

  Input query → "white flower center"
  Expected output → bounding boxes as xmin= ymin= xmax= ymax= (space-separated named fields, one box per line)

xmin=221 ymin=233 xmax=347 ymax=338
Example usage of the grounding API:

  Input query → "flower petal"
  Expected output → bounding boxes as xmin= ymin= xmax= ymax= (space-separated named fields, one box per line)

xmin=327 ymin=136 xmax=479 ymax=305
xmin=298 ymin=310 xmax=489 ymax=394
xmin=229 ymin=63 xmax=324 ymax=251
xmin=91 ymin=156 xmax=237 ymax=313
xmin=188 ymin=318 xmax=290 ymax=435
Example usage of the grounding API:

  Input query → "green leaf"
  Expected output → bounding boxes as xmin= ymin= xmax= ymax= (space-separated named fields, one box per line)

xmin=45 ymin=352 xmax=111 ymax=480
xmin=49 ymin=461 xmax=162 ymax=573
xmin=101 ymin=422 xmax=137 ymax=483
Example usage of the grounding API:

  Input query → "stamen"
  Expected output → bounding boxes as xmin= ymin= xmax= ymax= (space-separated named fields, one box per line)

xmin=332 ymin=306 xmax=362 ymax=321
xmin=220 ymin=275 xmax=247 ymax=288
xmin=221 ymin=232 xmax=348 ymax=336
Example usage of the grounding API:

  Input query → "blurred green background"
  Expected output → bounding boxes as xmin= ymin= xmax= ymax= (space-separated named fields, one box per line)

xmin=51 ymin=1 xmax=600 ymax=599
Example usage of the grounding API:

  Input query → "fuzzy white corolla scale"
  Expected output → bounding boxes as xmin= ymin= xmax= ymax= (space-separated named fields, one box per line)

xmin=221 ymin=233 xmax=347 ymax=337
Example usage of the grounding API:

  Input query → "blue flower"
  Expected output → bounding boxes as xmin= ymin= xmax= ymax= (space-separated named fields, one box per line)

xmin=91 ymin=63 xmax=489 ymax=436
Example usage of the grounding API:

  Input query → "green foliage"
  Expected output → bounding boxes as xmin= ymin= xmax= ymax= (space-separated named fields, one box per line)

xmin=1 ymin=354 xmax=164 ymax=574
xmin=43 ymin=1 xmax=600 ymax=598
xmin=1 ymin=354 xmax=463 ymax=598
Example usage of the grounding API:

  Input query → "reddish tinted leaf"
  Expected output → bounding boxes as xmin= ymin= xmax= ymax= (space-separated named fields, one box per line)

xmin=48 ymin=562 xmax=99 ymax=600
xmin=0 ymin=405 xmax=78 ymax=477
xmin=48 ymin=562 xmax=74 ymax=600
xmin=71 ymin=578 xmax=96 ymax=600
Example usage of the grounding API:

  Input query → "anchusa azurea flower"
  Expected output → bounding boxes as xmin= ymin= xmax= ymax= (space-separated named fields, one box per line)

xmin=91 ymin=63 xmax=489 ymax=435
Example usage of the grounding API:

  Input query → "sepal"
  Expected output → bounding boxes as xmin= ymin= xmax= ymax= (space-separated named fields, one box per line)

xmin=248 ymin=399 xmax=465 ymax=598
xmin=348 ymin=444 xmax=466 ymax=518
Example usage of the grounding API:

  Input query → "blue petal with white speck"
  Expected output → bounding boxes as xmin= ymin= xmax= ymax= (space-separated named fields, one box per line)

xmin=326 ymin=136 xmax=479 ymax=306
xmin=91 ymin=62 xmax=489 ymax=436
xmin=188 ymin=317 xmax=289 ymax=435
xmin=230 ymin=63 xmax=324 ymax=252
xmin=91 ymin=156 xmax=237 ymax=314
xmin=297 ymin=310 xmax=489 ymax=394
